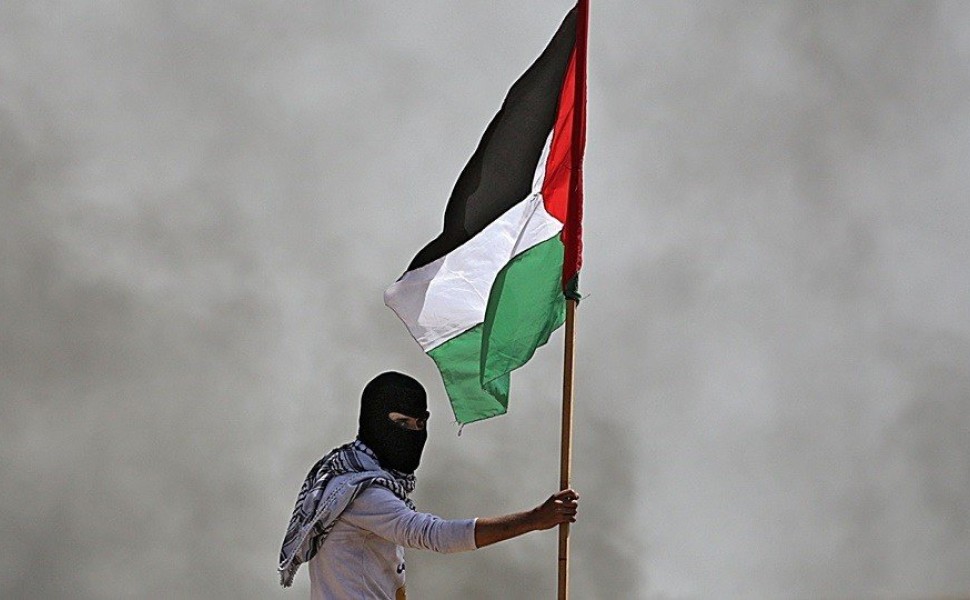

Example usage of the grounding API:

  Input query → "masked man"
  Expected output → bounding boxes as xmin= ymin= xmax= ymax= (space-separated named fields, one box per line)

xmin=278 ymin=371 xmax=579 ymax=599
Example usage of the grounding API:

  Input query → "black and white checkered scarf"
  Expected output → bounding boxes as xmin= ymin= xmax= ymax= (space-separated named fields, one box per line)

xmin=277 ymin=439 xmax=415 ymax=588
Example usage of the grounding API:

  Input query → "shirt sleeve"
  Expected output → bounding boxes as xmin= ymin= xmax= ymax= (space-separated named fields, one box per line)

xmin=340 ymin=485 xmax=477 ymax=554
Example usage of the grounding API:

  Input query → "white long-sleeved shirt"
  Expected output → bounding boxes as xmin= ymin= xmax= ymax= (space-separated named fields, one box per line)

xmin=308 ymin=480 xmax=477 ymax=599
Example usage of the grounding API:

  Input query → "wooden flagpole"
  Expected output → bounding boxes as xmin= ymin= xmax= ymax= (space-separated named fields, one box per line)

xmin=559 ymin=1 xmax=587 ymax=598
xmin=558 ymin=298 xmax=578 ymax=600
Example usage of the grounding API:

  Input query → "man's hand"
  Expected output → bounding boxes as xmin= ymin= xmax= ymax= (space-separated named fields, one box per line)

xmin=530 ymin=488 xmax=580 ymax=530
xmin=473 ymin=488 xmax=581 ymax=548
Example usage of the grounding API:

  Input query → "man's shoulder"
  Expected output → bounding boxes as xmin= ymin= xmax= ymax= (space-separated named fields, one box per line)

xmin=342 ymin=480 xmax=414 ymax=521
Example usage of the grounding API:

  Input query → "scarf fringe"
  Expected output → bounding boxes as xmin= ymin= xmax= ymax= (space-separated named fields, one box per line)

xmin=279 ymin=563 xmax=299 ymax=588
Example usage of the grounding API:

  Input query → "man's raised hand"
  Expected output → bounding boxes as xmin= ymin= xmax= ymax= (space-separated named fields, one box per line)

xmin=531 ymin=488 xmax=580 ymax=530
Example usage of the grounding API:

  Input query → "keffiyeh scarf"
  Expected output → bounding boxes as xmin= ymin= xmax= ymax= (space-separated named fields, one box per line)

xmin=278 ymin=439 xmax=415 ymax=587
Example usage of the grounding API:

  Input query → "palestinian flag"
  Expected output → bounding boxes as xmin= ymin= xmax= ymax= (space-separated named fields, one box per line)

xmin=384 ymin=1 xmax=588 ymax=425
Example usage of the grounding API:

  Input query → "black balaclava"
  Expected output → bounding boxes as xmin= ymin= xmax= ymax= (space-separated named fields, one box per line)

xmin=357 ymin=371 xmax=428 ymax=474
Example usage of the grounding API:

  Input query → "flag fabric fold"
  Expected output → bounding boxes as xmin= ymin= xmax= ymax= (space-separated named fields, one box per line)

xmin=385 ymin=2 xmax=588 ymax=425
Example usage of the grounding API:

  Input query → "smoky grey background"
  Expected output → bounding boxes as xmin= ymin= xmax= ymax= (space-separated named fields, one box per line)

xmin=2 ymin=1 xmax=969 ymax=598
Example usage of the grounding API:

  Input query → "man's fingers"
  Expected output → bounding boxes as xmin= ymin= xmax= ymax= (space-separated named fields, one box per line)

xmin=553 ymin=500 xmax=578 ymax=517
xmin=554 ymin=489 xmax=579 ymax=501
xmin=551 ymin=489 xmax=580 ymax=511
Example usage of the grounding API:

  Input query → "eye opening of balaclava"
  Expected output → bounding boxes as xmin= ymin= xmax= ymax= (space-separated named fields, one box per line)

xmin=357 ymin=371 xmax=428 ymax=474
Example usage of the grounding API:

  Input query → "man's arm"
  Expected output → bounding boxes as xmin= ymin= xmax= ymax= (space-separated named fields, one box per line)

xmin=342 ymin=486 xmax=478 ymax=553
xmin=474 ymin=488 xmax=579 ymax=548
xmin=342 ymin=485 xmax=580 ymax=552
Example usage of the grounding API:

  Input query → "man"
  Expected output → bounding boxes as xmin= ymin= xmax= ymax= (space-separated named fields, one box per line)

xmin=279 ymin=371 xmax=579 ymax=599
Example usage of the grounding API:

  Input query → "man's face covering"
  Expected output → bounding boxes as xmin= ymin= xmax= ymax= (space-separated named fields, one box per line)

xmin=357 ymin=372 xmax=429 ymax=474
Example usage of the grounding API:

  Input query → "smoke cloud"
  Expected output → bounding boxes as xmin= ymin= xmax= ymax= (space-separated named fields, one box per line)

xmin=2 ymin=1 xmax=968 ymax=598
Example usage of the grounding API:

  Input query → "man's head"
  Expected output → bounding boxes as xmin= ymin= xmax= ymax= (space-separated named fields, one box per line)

xmin=357 ymin=371 xmax=429 ymax=474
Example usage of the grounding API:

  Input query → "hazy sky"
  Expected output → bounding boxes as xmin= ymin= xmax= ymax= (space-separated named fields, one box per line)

xmin=2 ymin=2 xmax=969 ymax=598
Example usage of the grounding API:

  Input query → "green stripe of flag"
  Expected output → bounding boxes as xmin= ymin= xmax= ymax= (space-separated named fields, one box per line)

xmin=428 ymin=235 xmax=566 ymax=424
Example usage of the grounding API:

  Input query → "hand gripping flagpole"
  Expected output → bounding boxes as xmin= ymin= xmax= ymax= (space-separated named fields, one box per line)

xmin=559 ymin=2 xmax=588 ymax=598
